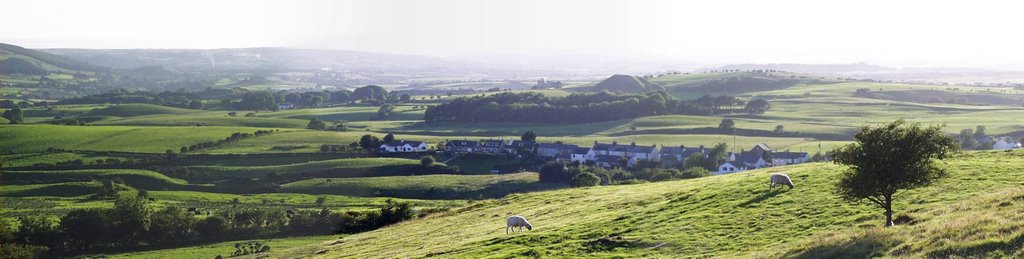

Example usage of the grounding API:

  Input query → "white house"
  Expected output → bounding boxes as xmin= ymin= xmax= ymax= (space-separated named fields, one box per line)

xmin=994 ymin=137 xmax=1022 ymax=150
xmin=570 ymin=147 xmax=595 ymax=163
xmin=771 ymin=151 xmax=810 ymax=166
xmin=716 ymin=153 xmax=767 ymax=175
xmin=379 ymin=140 xmax=430 ymax=153
xmin=591 ymin=142 xmax=660 ymax=163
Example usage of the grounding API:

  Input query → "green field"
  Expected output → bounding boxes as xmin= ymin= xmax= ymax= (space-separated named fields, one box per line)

xmin=290 ymin=150 xmax=1024 ymax=258
xmin=0 ymin=124 xmax=285 ymax=154
xmin=282 ymin=172 xmax=564 ymax=199
xmin=187 ymin=157 xmax=426 ymax=178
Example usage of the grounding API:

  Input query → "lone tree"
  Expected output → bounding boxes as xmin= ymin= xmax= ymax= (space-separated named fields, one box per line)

xmin=306 ymin=118 xmax=326 ymax=130
xmin=718 ymin=118 xmax=735 ymax=131
xmin=521 ymin=130 xmax=537 ymax=142
xmin=420 ymin=155 xmax=435 ymax=167
xmin=383 ymin=133 xmax=395 ymax=144
xmin=832 ymin=120 xmax=958 ymax=227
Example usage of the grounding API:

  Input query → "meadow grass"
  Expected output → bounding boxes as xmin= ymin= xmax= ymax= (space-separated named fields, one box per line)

xmin=287 ymin=150 xmax=1024 ymax=258
xmin=105 ymin=235 xmax=341 ymax=259
xmin=93 ymin=114 xmax=309 ymax=128
xmin=188 ymin=157 xmax=426 ymax=178
xmin=1 ymin=152 xmax=121 ymax=167
xmin=281 ymin=172 xmax=564 ymax=199
xmin=3 ymin=169 xmax=191 ymax=189
xmin=0 ymin=124 xmax=280 ymax=154
xmin=85 ymin=103 xmax=199 ymax=117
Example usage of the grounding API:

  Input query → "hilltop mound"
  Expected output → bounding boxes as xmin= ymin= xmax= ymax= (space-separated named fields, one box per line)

xmin=293 ymin=150 xmax=1024 ymax=258
xmin=86 ymin=104 xmax=198 ymax=117
xmin=0 ymin=43 xmax=108 ymax=74
xmin=591 ymin=74 xmax=665 ymax=93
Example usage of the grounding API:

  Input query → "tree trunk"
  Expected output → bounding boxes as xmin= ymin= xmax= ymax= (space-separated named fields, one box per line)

xmin=884 ymin=194 xmax=894 ymax=227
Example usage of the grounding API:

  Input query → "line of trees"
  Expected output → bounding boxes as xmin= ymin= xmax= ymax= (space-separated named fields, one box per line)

xmin=425 ymin=92 xmax=768 ymax=124
xmin=0 ymin=197 xmax=417 ymax=258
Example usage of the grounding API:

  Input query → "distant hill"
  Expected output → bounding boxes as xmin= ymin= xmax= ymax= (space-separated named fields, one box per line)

xmin=0 ymin=43 xmax=108 ymax=74
xmin=711 ymin=63 xmax=891 ymax=75
xmin=590 ymin=74 xmax=665 ymax=93
xmin=43 ymin=47 xmax=486 ymax=75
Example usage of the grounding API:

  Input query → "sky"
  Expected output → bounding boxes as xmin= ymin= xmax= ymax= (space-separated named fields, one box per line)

xmin=3 ymin=0 xmax=1024 ymax=69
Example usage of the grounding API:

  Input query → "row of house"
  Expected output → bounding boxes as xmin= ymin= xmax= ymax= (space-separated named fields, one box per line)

xmin=442 ymin=139 xmax=537 ymax=155
xmin=381 ymin=137 xmax=810 ymax=174
xmin=716 ymin=143 xmax=809 ymax=174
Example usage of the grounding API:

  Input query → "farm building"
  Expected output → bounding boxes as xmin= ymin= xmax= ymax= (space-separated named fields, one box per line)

xmin=379 ymin=140 xmax=431 ymax=153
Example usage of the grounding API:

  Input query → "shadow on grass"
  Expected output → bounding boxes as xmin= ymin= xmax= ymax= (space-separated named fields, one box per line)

xmin=927 ymin=231 xmax=1024 ymax=258
xmin=737 ymin=190 xmax=783 ymax=208
xmin=782 ymin=231 xmax=894 ymax=259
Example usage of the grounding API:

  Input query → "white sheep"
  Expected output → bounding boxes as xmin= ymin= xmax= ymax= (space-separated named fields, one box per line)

xmin=506 ymin=215 xmax=533 ymax=234
xmin=770 ymin=173 xmax=794 ymax=190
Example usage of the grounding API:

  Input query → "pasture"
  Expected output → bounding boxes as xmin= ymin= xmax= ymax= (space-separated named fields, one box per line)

xmin=306 ymin=150 xmax=1024 ymax=258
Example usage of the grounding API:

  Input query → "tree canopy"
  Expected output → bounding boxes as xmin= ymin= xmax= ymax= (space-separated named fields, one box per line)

xmin=832 ymin=120 xmax=958 ymax=226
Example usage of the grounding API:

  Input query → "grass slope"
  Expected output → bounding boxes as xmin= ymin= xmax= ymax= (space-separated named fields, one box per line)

xmin=3 ymin=169 xmax=191 ymax=190
xmin=282 ymin=172 xmax=564 ymax=199
xmin=85 ymin=104 xmax=198 ymax=117
xmin=0 ymin=124 xmax=273 ymax=154
xmin=189 ymin=158 xmax=424 ymax=178
xmin=282 ymin=150 xmax=1024 ymax=258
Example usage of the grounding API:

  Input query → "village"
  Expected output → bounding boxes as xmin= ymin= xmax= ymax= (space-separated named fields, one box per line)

xmin=380 ymin=138 xmax=816 ymax=175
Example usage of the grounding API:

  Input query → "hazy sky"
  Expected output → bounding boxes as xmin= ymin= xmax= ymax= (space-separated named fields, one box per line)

xmin=4 ymin=0 xmax=1023 ymax=69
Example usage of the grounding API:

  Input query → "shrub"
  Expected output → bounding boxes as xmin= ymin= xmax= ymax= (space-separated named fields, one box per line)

xmin=0 ymin=243 xmax=49 ymax=259
xmin=420 ymin=156 xmax=435 ymax=167
xmin=195 ymin=215 xmax=230 ymax=239
xmin=539 ymin=161 xmax=572 ymax=184
xmin=571 ymin=172 xmax=601 ymax=187
xmin=679 ymin=167 xmax=710 ymax=179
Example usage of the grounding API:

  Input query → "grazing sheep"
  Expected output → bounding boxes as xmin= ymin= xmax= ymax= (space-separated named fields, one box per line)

xmin=506 ymin=215 xmax=533 ymax=234
xmin=770 ymin=173 xmax=794 ymax=190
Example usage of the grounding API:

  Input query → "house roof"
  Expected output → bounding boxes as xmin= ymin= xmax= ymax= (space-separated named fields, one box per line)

xmin=774 ymin=151 xmax=808 ymax=159
xmin=736 ymin=152 xmax=763 ymax=167
xmin=753 ymin=143 xmax=773 ymax=152
xmin=480 ymin=139 xmax=504 ymax=148
xmin=593 ymin=142 xmax=657 ymax=153
xmin=507 ymin=140 xmax=536 ymax=148
xmin=537 ymin=143 xmax=579 ymax=150
xmin=446 ymin=140 xmax=478 ymax=148
xmin=572 ymin=147 xmax=592 ymax=155
xmin=382 ymin=140 xmax=425 ymax=148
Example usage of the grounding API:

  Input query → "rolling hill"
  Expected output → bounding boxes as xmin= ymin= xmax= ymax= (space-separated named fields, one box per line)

xmin=0 ymin=43 xmax=108 ymax=74
xmin=589 ymin=74 xmax=665 ymax=93
xmin=274 ymin=150 xmax=1024 ymax=258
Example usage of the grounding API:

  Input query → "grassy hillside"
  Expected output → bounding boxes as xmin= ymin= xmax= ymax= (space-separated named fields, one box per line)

xmin=0 ymin=43 xmax=106 ymax=74
xmin=282 ymin=172 xmax=564 ymax=199
xmin=3 ymin=169 xmax=193 ymax=190
xmin=267 ymin=150 xmax=1024 ymax=258
xmin=0 ymin=124 xmax=276 ymax=154
xmin=188 ymin=158 xmax=425 ymax=178
xmin=85 ymin=104 xmax=198 ymax=117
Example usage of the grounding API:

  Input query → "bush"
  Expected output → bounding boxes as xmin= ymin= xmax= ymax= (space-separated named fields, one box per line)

xmin=420 ymin=156 xmax=435 ymax=167
xmin=195 ymin=215 xmax=230 ymax=239
xmin=679 ymin=167 xmax=710 ymax=179
xmin=571 ymin=172 xmax=601 ymax=187
xmin=0 ymin=243 xmax=49 ymax=259
xmin=539 ymin=161 xmax=573 ymax=184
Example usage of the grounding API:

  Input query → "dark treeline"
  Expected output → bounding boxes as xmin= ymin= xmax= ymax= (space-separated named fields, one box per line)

xmin=424 ymin=91 xmax=767 ymax=123
xmin=0 ymin=197 xmax=418 ymax=258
